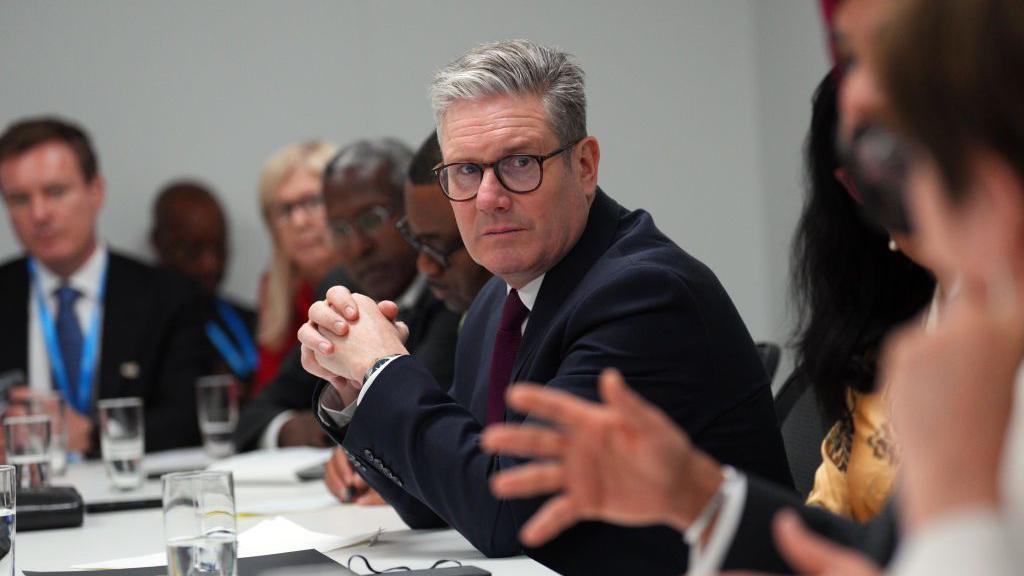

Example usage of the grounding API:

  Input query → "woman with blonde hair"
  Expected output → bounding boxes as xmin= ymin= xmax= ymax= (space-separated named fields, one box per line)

xmin=253 ymin=140 xmax=339 ymax=394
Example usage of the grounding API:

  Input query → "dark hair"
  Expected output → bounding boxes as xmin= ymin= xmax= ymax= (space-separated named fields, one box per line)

xmin=0 ymin=117 xmax=99 ymax=186
xmin=876 ymin=0 xmax=1024 ymax=200
xmin=408 ymin=131 xmax=442 ymax=186
xmin=791 ymin=70 xmax=935 ymax=422
xmin=152 ymin=179 xmax=222 ymax=230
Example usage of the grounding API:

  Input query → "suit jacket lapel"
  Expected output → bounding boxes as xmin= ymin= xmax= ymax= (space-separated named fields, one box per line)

xmin=98 ymin=254 xmax=133 ymax=399
xmin=511 ymin=188 xmax=623 ymax=382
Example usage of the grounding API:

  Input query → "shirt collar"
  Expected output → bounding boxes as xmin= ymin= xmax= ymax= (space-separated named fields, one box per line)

xmin=397 ymin=273 xmax=427 ymax=311
xmin=35 ymin=244 xmax=108 ymax=300
xmin=506 ymin=273 xmax=545 ymax=312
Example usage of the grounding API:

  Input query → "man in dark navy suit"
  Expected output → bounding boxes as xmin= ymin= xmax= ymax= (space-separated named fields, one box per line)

xmin=0 ymin=117 xmax=203 ymax=454
xmin=297 ymin=40 xmax=791 ymax=576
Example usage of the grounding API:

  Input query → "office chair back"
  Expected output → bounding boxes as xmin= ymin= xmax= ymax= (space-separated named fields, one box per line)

xmin=774 ymin=369 xmax=829 ymax=498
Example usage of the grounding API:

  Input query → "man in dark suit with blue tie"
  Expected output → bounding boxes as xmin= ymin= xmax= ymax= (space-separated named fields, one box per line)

xmin=297 ymin=40 xmax=791 ymax=576
xmin=0 ymin=117 xmax=203 ymax=454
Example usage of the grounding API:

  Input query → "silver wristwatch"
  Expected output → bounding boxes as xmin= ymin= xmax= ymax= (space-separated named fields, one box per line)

xmin=362 ymin=354 xmax=403 ymax=386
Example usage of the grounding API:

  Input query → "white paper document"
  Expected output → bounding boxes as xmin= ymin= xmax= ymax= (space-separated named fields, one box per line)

xmin=72 ymin=516 xmax=380 ymax=570
xmin=207 ymin=447 xmax=332 ymax=483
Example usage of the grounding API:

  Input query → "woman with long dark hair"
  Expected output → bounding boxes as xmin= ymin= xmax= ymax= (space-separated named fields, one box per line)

xmin=790 ymin=69 xmax=933 ymax=520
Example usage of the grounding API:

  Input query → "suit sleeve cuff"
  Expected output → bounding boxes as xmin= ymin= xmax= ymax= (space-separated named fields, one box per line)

xmin=318 ymin=385 xmax=358 ymax=428
xmin=687 ymin=467 xmax=748 ymax=576
xmin=356 ymin=355 xmax=403 ymax=405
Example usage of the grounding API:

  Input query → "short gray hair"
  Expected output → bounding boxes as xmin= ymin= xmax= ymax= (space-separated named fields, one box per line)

xmin=324 ymin=138 xmax=413 ymax=206
xmin=430 ymin=39 xmax=587 ymax=146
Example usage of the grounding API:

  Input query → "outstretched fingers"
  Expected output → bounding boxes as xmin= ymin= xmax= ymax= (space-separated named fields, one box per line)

xmin=519 ymin=495 xmax=582 ymax=548
xmin=505 ymin=383 xmax=599 ymax=428
xmin=481 ymin=424 xmax=564 ymax=459
xmin=490 ymin=462 xmax=566 ymax=500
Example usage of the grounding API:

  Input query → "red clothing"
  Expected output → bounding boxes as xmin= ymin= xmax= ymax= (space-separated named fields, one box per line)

xmin=252 ymin=280 xmax=314 ymax=395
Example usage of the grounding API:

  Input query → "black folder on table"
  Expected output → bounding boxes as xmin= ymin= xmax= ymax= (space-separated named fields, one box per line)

xmin=19 ymin=487 xmax=84 ymax=531
xmin=22 ymin=548 xmax=355 ymax=576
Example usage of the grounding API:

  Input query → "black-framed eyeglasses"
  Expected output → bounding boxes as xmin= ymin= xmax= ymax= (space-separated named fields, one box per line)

xmin=269 ymin=195 xmax=324 ymax=224
xmin=432 ymin=139 xmax=582 ymax=201
xmin=395 ymin=216 xmax=464 ymax=269
xmin=329 ymin=205 xmax=394 ymax=241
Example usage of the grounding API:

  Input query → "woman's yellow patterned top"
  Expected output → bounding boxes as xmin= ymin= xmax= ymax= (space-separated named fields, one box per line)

xmin=805 ymin=387 xmax=899 ymax=521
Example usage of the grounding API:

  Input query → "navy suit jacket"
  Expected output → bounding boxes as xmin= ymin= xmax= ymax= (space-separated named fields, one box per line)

xmin=0 ymin=252 xmax=204 ymax=453
xmin=317 ymin=189 xmax=792 ymax=575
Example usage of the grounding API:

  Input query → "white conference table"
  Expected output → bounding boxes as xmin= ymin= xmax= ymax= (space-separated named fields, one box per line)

xmin=17 ymin=456 xmax=557 ymax=575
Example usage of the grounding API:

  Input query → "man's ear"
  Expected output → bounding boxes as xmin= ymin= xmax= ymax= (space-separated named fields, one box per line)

xmin=87 ymin=173 xmax=106 ymax=210
xmin=576 ymin=136 xmax=600 ymax=196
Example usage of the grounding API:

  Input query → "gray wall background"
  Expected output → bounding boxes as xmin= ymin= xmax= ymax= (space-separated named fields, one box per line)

xmin=0 ymin=0 xmax=828 ymax=353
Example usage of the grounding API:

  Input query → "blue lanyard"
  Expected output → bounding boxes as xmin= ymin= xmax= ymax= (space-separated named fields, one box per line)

xmin=28 ymin=257 xmax=108 ymax=414
xmin=205 ymin=299 xmax=259 ymax=378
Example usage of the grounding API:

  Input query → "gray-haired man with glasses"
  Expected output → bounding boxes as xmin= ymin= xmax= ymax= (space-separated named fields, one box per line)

xmin=299 ymin=40 xmax=790 ymax=575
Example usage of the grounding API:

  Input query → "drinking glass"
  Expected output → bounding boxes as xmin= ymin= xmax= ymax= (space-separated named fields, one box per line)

xmin=98 ymin=397 xmax=145 ymax=490
xmin=163 ymin=470 xmax=237 ymax=576
xmin=0 ymin=466 xmax=16 ymax=576
xmin=3 ymin=415 xmax=51 ymax=490
xmin=195 ymin=375 xmax=239 ymax=458
xmin=27 ymin=393 xmax=68 ymax=476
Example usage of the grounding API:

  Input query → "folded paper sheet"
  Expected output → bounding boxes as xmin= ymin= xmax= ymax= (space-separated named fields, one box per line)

xmin=71 ymin=516 xmax=379 ymax=570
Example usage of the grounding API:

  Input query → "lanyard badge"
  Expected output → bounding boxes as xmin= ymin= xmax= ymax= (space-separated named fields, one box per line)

xmin=28 ymin=257 xmax=108 ymax=414
xmin=206 ymin=299 xmax=259 ymax=378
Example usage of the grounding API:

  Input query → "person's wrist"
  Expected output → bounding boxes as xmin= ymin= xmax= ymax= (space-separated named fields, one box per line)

xmin=667 ymin=450 xmax=724 ymax=533
xmin=903 ymin=467 xmax=1000 ymax=533
xmin=360 ymin=353 xmax=405 ymax=385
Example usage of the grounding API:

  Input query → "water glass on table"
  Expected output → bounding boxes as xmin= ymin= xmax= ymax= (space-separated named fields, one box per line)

xmin=26 ymin=393 xmax=68 ymax=476
xmin=97 ymin=397 xmax=145 ymax=490
xmin=0 ymin=465 xmax=15 ymax=576
xmin=196 ymin=375 xmax=239 ymax=459
xmin=3 ymin=415 xmax=51 ymax=490
xmin=163 ymin=470 xmax=237 ymax=576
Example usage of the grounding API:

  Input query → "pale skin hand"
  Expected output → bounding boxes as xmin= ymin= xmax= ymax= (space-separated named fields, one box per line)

xmin=723 ymin=509 xmax=881 ymax=576
xmin=8 ymin=387 xmax=93 ymax=453
xmin=481 ymin=368 xmax=724 ymax=547
xmin=297 ymin=285 xmax=409 ymax=400
xmin=323 ymin=447 xmax=385 ymax=505
xmin=881 ymin=279 xmax=1024 ymax=533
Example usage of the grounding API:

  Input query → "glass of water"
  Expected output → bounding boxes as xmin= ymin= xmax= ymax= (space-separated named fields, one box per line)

xmin=98 ymin=397 xmax=145 ymax=491
xmin=26 ymin=393 xmax=68 ymax=476
xmin=195 ymin=375 xmax=239 ymax=458
xmin=0 ymin=465 xmax=15 ymax=576
xmin=163 ymin=470 xmax=237 ymax=576
xmin=3 ymin=415 xmax=51 ymax=490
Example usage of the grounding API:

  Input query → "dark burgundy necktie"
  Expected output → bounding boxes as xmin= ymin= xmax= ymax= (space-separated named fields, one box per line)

xmin=486 ymin=289 xmax=530 ymax=425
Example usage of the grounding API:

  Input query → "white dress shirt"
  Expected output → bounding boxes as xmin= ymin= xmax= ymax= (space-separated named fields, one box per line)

xmin=318 ymin=274 xmax=545 ymax=430
xmin=27 ymin=245 xmax=108 ymax=395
